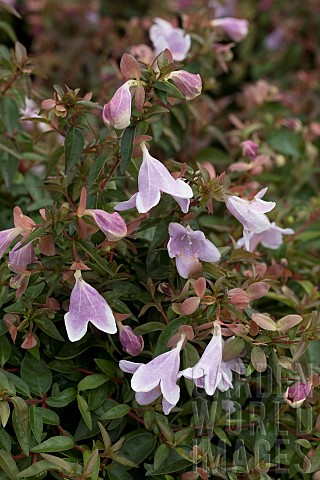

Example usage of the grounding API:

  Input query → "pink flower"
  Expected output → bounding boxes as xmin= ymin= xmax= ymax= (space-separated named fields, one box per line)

xmin=167 ymin=223 xmax=221 ymax=279
xmin=8 ymin=241 xmax=37 ymax=269
xmin=149 ymin=18 xmax=191 ymax=61
xmin=102 ymin=80 xmax=136 ymax=130
xmin=284 ymin=381 xmax=312 ymax=408
xmin=64 ymin=270 xmax=117 ymax=342
xmin=115 ymin=143 xmax=193 ymax=214
xmin=179 ymin=324 xmax=227 ymax=395
xmin=217 ymin=357 xmax=246 ymax=392
xmin=237 ymin=222 xmax=294 ymax=252
xmin=84 ymin=209 xmax=127 ymax=241
xmin=168 ymin=71 xmax=202 ymax=100
xmin=226 ymin=187 xmax=276 ymax=250
xmin=119 ymin=336 xmax=184 ymax=415
xmin=211 ymin=17 xmax=249 ymax=42
xmin=0 ymin=207 xmax=36 ymax=260
xmin=119 ymin=324 xmax=144 ymax=356
xmin=241 ymin=140 xmax=259 ymax=159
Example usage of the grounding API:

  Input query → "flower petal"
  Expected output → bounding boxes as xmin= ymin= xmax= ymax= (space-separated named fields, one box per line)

xmin=86 ymin=210 xmax=127 ymax=240
xmin=119 ymin=360 xmax=144 ymax=374
xmin=114 ymin=193 xmax=138 ymax=212
xmin=135 ymin=387 xmax=161 ymax=405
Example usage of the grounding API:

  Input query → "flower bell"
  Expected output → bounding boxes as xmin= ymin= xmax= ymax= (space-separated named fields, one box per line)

xmin=115 ymin=143 xmax=193 ymax=214
xmin=149 ymin=18 xmax=191 ymax=61
xmin=119 ymin=335 xmax=185 ymax=415
xmin=64 ymin=270 xmax=117 ymax=342
xmin=167 ymin=223 xmax=221 ymax=279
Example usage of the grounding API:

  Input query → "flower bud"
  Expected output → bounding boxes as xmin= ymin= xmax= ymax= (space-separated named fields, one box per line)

xmin=169 ymin=71 xmax=202 ymax=100
xmin=119 ymin=324 xmax=144 ymax=356
xmin=284 ymin=381 xmax=312 ymax=408
xmin=241 ymin=140 xmax=259 ymax=159
xmin=102 ymin=80 xmax=135 ymax=130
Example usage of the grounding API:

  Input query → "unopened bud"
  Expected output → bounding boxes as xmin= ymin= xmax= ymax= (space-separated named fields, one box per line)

xmin=169 ymin=71 xmax=202 ymax=100
xmin=102 ymin=80 xmax=136 ymax=130
xmin=241 ymin=140 xmax=259 ymax=159
xmin=284 ymin=381 xmax=312 ymax=408
xmin=119 ymin=324 xmax=144 ymax=356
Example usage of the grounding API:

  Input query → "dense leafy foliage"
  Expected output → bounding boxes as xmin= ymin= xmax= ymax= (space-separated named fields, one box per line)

xmin=0 ymin=1 xmax=319 ymax=479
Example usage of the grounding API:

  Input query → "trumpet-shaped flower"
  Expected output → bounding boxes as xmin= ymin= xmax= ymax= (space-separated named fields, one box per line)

xmin=149 ymin=18 xmax=191 ymax=61
xmin=119 ymin=336 xmax=184 ymax=415
xmin=84 ymin=209 xmax=127 ymax=241
xmin=115 ymin=144 xmax=193 ymax=214
xmin=218 ymin=357 xmax=246 ymax=392
xmin=226 ymin=187 xmax=276 ymax=250
xmin=8 ymin=241 xmax=37 ymax=269
xmin=64 ymin=270 xmax=117 ymax=342
xmin=0 ymin=207 xmax=36 ymax=260
xmin=237 ymin=222 xmax=294 ymax=252
xmin=179 ymin=324 xmax=228 ymax=395
xmin=167 ymin=223 xmax=221 ymax=279
xmin=102 ymin=80 xmax=136 ymax=130
xmin=211 ymin=17 xmax=249 ymax=42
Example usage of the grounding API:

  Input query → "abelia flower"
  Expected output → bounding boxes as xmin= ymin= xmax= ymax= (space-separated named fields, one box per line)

xmin=211 ymin=17 xmax=249 ymax=42
xmin=241 ymin=140 xmax=259 ymax=159
xmin=102 ymin=80 xmax=136 ymax=130
xmin=149 ymin=18 xmax=191 ymax=61
xmin=168 ymin=71 xmax=202 ymax=100
xmin=179 ymin=324 xmax=227 ymax=396
xmin=64 ymin=270 xmax=117 ymax=342
xmin=115 ymin=143 xmax=193 ymax=214
xmin=237 ymin=222 xmax=294 ymax=252
xmin=284 ymin=381 xmax=312 ymax=408
xmin=119 ymin=324 xmax=144 ymax=356
xmin=119 ymin=336 xmax=184 ymax=415
xmin=0 ymin=207 xmax=36 ymax=260
xmin=84 ymin=209 xmax=127 ymax=241
xmin=226 ymin=187 xmax=276 ymax=250
xmin=218 ymin=357 xmax=246 ymax=392
xmin=167 ymin=223 xmax=221 ymax=279
xmin=8 ymin=241 xmax=37 ymax=269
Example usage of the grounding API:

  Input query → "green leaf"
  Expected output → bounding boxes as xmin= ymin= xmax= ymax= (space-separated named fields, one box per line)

xmin=21 ymin=354 xmax=53 ymax=396
xmin=153 ymin=444 xmax=170 ymax=470
xmin=153 ymin=81 xmax=185 ymax=99
xmin=78 ymin=374 xmax=109 ymax=391
xmin=0 ymin=401 xmax=10 ymax=428
xmin=100 ymin=404 xmax=130 ymax=420
xmin=46 ymin=388 xmax=77 ymax=408
xmin=34 ymin=317 xmax=64 ymax=341
xmin=0 ymin=335 xmax=11 ymax=367
xmin=82 ymin=449 xmax=99 ymax=479
xmin=120 ymin=125 xmax=135 ymax=174
xmin=40 ymin=453 xmax=74 ymax=473
xmin=0 ymin=449 xmax=19 ymax=480
xmin=119 ymin=431 xmax=157 ymax=466
xmin=32 ymin=436 xmax=74 ymax=453
xmin=107 ymin=466 xmax=134 ymax=480
xmin=64 ymin=126 xmax=85 ymax=174
xmin=134 ymin=322 xmax=165 ymax=335
xmin=78 ymin=240 xmax=114 ymax=275
xmin=29 ymin=404 xmax=43 ymax=443
xmin=87 ymin=155 xmax=107 ymax=190
xmin=11 ymin=396 xmax=30 ymax=456
xmin=77 ymin=394 xmax=92 ymax=430
xmin=1 ymin=97 xmax=18 ymax=134
xmin=3 ymin=371 xmax=31 ymax=397
xmin=17 ymin=460 xmax=63 ymax=477
xmin=213 ymin=427 xmax=231 ymax=446
xmin=266 ymin=128 xmax=301 ymax=157
xmin=251 ymin=346 xmax=267 ymax=372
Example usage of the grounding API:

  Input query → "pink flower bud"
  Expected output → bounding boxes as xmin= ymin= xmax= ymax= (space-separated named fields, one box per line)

xmin=119 ymin=324 xmax=144 ymax=356
xmin=169 ymin=71 xmax=202 ymax=100
xmin=211 ymin=17 xmax=249 ymax=42
xmin=284 ymin=381 xmax=312 ymax=408
xmin=241 ymin=140 xmax=259 ymax=159
xmin=102 ymin=80 xmax=136 ymax=130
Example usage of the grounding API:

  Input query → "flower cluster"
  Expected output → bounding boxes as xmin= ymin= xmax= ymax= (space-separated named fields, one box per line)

xmin=120 ymin=324 xmax=245 ymax=414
